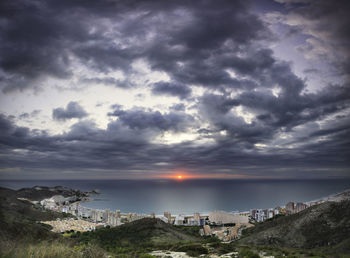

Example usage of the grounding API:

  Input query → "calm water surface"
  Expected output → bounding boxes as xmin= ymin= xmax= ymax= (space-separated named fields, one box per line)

xmin=1 ymin=179 xmax=349 ymax=215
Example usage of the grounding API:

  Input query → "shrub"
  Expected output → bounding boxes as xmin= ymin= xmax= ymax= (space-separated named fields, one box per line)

xmin=238 ymin=248 xmax=260 ymax=258
xmin=0 ymin=240 xmax=107 ymax=258
xmin=175 ymin=243 xmax=209 ymax=257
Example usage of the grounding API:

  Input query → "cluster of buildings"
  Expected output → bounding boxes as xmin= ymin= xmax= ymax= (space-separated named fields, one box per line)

xmin=41 ymin=195 xmax=151 ymax=227
xmin=250 ymin=201 xmax=309 ymax=222
xmin=42 ymin=218 xmax=104 ymax=233
xmin=285 ymin=201 xmax=308 ymax=214
xmin=159 ymin=211 xmax=206 ymax=226
xmin=39 ymin=194 xmax=314 ymax=240
xmin=90 ymin=208 xmax=149 ymax=226
xmin=34 ymin=188 xmax=350 ymax=242
xmin=39 ymin=194 xmax=254 ymax=238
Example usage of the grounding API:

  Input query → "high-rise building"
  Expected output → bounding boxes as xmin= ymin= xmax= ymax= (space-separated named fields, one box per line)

xmin=285 ymin=202 xmax=295 ymax=214
xmin=250 ymin=209 xmax=257 ymax=219
xmin=296 ymin=202 xmax=308 ymax=213
xmin=268 ymin=209 xmax=274 ymax=219
xmin=256 ymin=210 xmax=265 ymax=222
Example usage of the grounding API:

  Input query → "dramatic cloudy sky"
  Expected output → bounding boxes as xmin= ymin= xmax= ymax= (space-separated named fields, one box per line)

xmin=0 ymin=0 xmax=349 ymax=179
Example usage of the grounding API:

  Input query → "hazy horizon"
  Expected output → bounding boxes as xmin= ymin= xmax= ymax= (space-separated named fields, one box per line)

xmin=2 ymin=178 xmax=350 ymax=214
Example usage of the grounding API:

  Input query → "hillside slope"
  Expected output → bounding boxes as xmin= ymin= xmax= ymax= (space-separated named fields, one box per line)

xmin=0 ymin=187 xmax=71 ymax=242
xmin=0 ymin=187 xmax=107 ymax=257
xmin=75 ymin=218 xmax=213 ymax=256
xmin=239 ymin=200 xmax=350 ymax=253
xmin=15 ymin=185 xmax=94 ymax=201
xmin=77 ymin=218 xmax=202 ymax=246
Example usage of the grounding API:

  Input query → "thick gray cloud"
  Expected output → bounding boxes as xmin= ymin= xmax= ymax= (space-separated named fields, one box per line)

xmin=170 ymin=103 xmax=186 ymax=112
xmin=0 ymin=0 xmax=270 ymax=92
xmin=108 ymin=105 xmax=194 ymax=132
xmin=0 ymin=0 xmax=349 ymax=179
xmin=273 ymin=0 xmax=350 ymax=78
xmin=52 ymin=102 xmax=88 ymax=121
xmin=151 ymin=82 xmax=192 ymax=99
xmin=0 ymin=112 xmax=349 ymax=179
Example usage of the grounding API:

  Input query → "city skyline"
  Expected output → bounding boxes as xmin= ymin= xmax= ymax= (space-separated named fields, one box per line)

xmin=0 ymin=0 xmax=349 ymax=179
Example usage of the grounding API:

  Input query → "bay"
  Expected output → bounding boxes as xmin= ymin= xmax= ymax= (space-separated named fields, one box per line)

xmin=1 ymin=179 xmax=349 ymax=215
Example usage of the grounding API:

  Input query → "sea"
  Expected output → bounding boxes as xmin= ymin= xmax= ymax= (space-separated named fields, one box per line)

xmin=1 ymin=179 xmax=350 ymax=215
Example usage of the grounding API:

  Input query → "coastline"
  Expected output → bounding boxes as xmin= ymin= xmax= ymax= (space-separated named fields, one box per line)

xmin=2 ymin=179 xmax=350 ymax=215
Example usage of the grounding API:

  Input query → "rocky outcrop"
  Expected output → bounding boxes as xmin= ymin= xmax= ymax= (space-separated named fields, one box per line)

xmin=239 ymin=200 xmax=350 ymax=253
xmin=15 ymin=185 xmax=97 ymax=201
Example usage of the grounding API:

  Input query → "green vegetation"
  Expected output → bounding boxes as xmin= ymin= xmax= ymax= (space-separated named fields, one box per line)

xmin=174 ymin=243 xmax=208 ymax=256
xmin=0 ymin=187 xmax=108 ymax=258
xmin=209 ymin=242 xmax=236 ymax=255
xmin=239 ymin=200 xmax=350 ymax=256
xmin=238 ymin=248 xmax=260 ymax=258
xmin=0 ymin=240 xmax=106 ymax=258
xmin=2 ymin=186 xmax=350 ymax=257
xmin=173 ymin=225 xmax=201 ymax=237
xmin=73 ymin=218 xmax=204 ymax=256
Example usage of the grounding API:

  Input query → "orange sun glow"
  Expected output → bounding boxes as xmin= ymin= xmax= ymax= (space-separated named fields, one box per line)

xmin=177 ymin=175 xmax=183 ymax=180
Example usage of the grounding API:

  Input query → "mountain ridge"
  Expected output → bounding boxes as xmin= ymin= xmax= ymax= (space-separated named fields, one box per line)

xmin=238 ymin=200 xmax=350 ymax=254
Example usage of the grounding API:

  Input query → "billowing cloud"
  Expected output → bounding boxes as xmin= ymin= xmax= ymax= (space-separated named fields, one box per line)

xmin=272 ymin=0 xmax=350 ymax=78
xmin=0 ymin=0 xmax=349 ymax=179
xmin=52 ymin=102 xmax=88 ymax=121
xmin=151 ymin=82 xmax=192 ymax=99
xmin=0 ymin=111 xmax=349 ymax=179
xmin=108 ymin=105 xmax=195 ymax=132
xmin=0 ymin=0 xmax=271 ymax=93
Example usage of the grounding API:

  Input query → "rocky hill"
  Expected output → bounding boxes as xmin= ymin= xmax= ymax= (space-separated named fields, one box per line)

xmin=75 ymin=218 xmax=214 ymax=256
xmin=0 ymin=185 xmax=95 ymax=242
xmin=0 ymin=186 xmax=107 ymax=258
xmin=0 ymin=187 xmax=72 ymax=242
xmin=239 ymin=200 xmax=350 ymax=254
xmin=77 ymin=217 xmax=203 ymax=246
xmin=15 ymin=185 xmax=96 ymax=201
xmin=2 ymin=185 xmax=350 ymax=257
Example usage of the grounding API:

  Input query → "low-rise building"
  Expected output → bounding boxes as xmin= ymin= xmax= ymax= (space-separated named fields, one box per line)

xmin=174 ymin=214 xmax=185 ymax=225
xmin=209 ymin=210 xmax=249 ymax=225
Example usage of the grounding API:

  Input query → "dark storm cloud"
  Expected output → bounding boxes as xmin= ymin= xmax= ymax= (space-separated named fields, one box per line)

xmin=80 ymin=77 xmax=131 ymax=89
xmin=151 ymin=82 xmax=192 ymax=99
xmin=0 ymin=0 xmax=349 ymax=179
xmin=0 ymin=0 xmax=271 ymax=92
xmin=275 ymin=0 xmax=350 ymax=78
xmin=52 ymin=101 xmax=88 ymax=121
xmin=1 ymin=112 xmax=349 ymax=179
xmin=108 ymin=105 xmax=194 ymax=132
xmin=170 ymin=103 xmax=186 ymax=112
xmin=303 ymin=68 xmax=319 ymax=74
xmin=196 ymin=77 xmax=350 ymax=147
xmin=0 ymin=114 xmax=13 ymax=134
xmin=198 ymin=93 xmax=275 ymax=144
xmin=0 ymin=0 xmax=75 ymax=92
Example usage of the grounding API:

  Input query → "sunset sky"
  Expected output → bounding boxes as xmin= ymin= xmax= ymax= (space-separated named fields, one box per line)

xmin=0 ymin=0 xmax=349 ymax=179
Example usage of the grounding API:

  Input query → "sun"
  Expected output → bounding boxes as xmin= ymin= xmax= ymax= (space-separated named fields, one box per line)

xmin=177 ymin=175 xmax=183 ymax=180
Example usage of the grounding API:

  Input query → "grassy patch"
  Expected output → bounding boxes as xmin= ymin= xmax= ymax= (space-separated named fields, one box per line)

xmin=0 ymin=240 xmax=107 ymax=258
xmin=238 ymin=248 xmax=260 ymax=258
xmin=173 ymin=243 xmax=209 ymax=257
